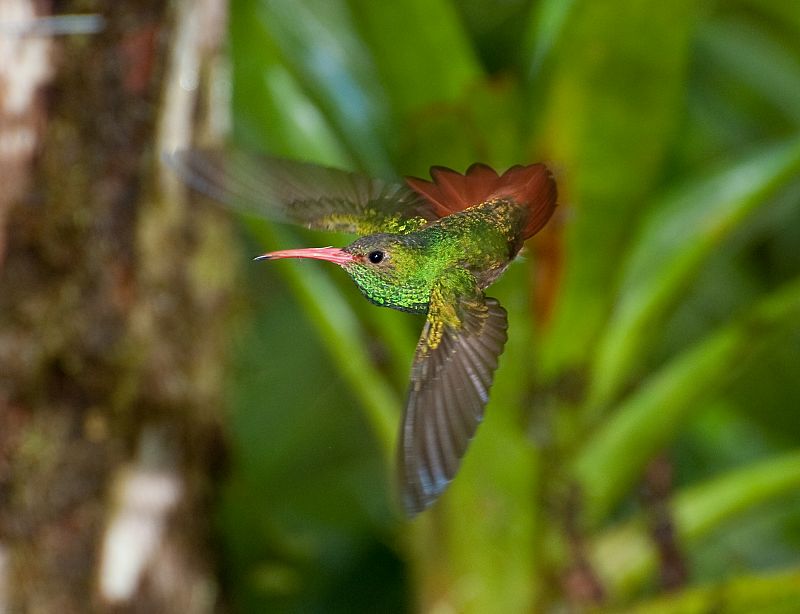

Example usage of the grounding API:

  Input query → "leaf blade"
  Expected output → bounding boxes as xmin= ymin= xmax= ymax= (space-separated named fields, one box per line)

xmin=589 ymin=138 xmax=800 ymax=410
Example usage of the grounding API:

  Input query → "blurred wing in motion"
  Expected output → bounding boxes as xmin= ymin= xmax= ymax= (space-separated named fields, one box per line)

xmin=398 ymin=275 xmax=508 ymax=515
xmin=164 ymin=148 xmax=438 ymax=235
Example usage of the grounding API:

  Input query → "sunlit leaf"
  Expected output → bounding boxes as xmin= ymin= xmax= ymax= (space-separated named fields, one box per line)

xmin=575 ymin=276 xmax=800 ymax=524
xmin=348 ymin=0 xmax=482 ymax=118
xmin=251 ymin=0 xmax=395 ymax=174
xmin=590 ymin=138 xmax=800 ymax=410
xmin=623 ymin=567 xmax=800 ymax=613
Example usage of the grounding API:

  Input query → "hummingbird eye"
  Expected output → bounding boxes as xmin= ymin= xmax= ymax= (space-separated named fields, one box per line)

xmin=368 ymin=250 xmax=385 ymax=264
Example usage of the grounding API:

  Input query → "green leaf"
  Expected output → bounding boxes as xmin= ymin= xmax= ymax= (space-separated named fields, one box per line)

xmin=397 ymin=81 xmax=525 ymax=176
xmin=348 ymin=0 xmax=482 ymax=119
xmin=230 ymin=1 xmax=352 ymax=165
xmin=592 ymin=450 xmax=800 ymax=598
xmin=699 ymin=16 xmax=800 ymax=127
xmin=252 ymin=0 xmax=395 ymax=174
xmin=574 ymin=276 xmax=800 ymax=524
xmin=621 ymin=566 xmax=800 ymax=613
xmin=245 ymin=221 xmax=401 ymax=460
xmin=521 ymin=0 xmax=576 ymax=82
xmin=536 ymin=0 xmax=698 ymax=376
xmin=590 ymin=138 xmax=800 ymax=410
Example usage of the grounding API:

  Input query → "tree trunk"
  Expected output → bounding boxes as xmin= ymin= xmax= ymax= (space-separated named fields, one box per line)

xmin=0 ymin=1 xmax=232 ymax=611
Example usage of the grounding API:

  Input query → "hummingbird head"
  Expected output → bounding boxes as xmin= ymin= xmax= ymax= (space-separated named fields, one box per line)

xmin=257 ymin=233 xmax=432 ymax=313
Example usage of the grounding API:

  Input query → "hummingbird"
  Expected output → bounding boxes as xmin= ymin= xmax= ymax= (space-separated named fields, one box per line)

xmin=166 ymin=149 xmax=557 ymax=516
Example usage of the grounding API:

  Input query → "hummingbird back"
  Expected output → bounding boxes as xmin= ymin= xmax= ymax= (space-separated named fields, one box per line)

xmin=405 ymin=162 xmax=557 ymax=240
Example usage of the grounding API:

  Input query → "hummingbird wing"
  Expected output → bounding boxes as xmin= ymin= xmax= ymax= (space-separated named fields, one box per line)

xmin=163 ymin=148 xmax=438 ymax=235
xmin=399 ymin=274 xmax=508 ymax=515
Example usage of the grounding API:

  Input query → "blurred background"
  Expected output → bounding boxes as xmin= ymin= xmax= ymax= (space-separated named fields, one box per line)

xmin=1 ymin=0 xmax=799 ymax=612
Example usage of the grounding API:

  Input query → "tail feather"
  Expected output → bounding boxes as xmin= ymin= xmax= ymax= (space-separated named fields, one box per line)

xmin=406 ymin=162 xmax=557 ymax=240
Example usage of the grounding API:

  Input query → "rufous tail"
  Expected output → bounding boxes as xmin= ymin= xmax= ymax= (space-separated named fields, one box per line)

xmin=406 ymin=162 xmax=557 ymax=240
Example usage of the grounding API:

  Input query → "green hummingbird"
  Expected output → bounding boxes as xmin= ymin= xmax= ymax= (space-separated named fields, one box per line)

xmin=167 ymin=149 xmax=557 ymax=516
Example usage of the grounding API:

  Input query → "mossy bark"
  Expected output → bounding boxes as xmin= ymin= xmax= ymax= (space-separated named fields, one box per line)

xmin=0 ymin=1 xmax=233 ymax=611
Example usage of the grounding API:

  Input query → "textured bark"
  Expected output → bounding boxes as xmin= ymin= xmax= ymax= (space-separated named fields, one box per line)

xmin=0 ymin=1 xmax=232 ymax=612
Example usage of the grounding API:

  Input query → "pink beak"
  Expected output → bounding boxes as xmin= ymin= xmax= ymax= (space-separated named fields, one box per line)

xmin=254 ymin=246 xmax=354 ymax=266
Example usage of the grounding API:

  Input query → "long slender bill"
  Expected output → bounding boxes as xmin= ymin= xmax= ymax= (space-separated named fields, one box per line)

xmin=254 ymin=246 xmax=354 ymax=266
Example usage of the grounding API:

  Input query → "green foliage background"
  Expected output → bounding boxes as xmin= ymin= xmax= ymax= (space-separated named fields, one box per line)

xmin=216 ymin=0 xmax=800 ymax=611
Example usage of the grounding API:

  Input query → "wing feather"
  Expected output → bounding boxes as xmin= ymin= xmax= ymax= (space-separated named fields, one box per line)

xmin=164 ymin=148 xmax=438 ymax=234
xmin=399 ymin=284 xmax=508 ymax=516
